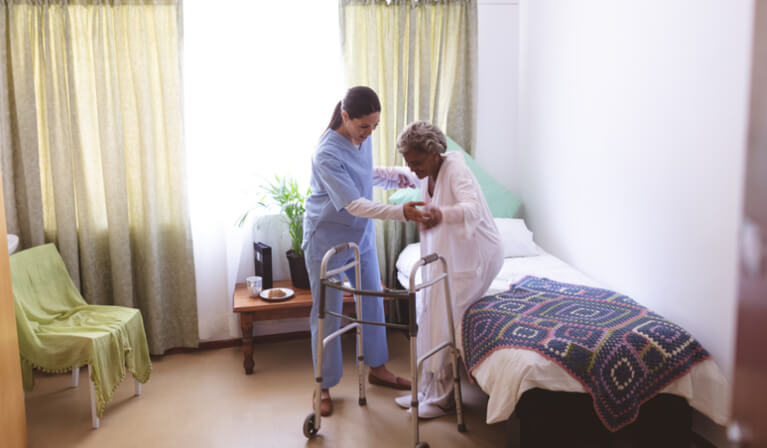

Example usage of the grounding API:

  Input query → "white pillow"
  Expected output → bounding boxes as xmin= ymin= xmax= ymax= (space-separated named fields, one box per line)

xmin=494 ymin=218 xmax=539 ymax=258
xmin=395 ymin=242 xmax=421 ymax=276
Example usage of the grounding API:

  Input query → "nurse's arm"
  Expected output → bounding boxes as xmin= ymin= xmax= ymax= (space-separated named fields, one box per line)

xmin=345 ymin=197 xmax=427 ymax=222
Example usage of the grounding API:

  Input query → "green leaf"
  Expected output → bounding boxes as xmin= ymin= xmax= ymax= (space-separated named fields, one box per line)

xmin=239 ymin=174 xmax=311 ymax=256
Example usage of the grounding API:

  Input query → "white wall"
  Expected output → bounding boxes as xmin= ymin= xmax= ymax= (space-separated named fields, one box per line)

xmin=515 ymin=1 xmax=753 ymax=387
xmin=474 ymin=0 xmax=519 ymax=189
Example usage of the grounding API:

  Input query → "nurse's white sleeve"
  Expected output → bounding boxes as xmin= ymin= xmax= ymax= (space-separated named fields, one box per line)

xmin=345 ymin=198 xmax=407 ymax=221
xmin=373 ymin=166 xmax=417 ymax=190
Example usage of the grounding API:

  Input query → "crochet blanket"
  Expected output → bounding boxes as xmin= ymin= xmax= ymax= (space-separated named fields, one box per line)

xmin=462 ymin=276 xmax=710 ymax=431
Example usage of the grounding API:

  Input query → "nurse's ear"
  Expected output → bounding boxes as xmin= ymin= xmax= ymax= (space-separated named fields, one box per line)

xmin=341 ymin=109 xmax=350 ymax=123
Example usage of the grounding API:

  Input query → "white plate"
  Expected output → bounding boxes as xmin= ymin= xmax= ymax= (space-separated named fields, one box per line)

xmin=259 ymin=287 xmax=295 ymax=301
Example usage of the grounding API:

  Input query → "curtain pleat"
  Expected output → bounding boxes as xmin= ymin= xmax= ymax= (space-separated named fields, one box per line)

xmin=0 ymin=0 xmax=198 ymax=354
xmin=340 ymin=0 xmax=477 ymax=287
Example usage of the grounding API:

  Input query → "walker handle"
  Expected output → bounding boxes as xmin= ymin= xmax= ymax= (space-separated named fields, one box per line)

xmin=421 ymin=253 xmax=440 ymax=264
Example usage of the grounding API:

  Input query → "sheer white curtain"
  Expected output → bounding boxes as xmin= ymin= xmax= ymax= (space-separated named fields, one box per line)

xmin=183 ymin=1 xmax=345 ymax=341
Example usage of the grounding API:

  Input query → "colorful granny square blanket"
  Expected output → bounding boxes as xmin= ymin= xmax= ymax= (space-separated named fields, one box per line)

xmin=462 ymin=276 xmax=710 ymax=431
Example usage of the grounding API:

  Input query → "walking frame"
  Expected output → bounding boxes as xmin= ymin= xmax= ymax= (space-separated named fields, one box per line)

xmin=302 ymin=242 xmax=465 ymax=448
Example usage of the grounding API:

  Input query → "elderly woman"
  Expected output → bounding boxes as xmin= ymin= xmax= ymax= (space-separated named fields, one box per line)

xmin=394 ymin=120 xmax=504 ymax=418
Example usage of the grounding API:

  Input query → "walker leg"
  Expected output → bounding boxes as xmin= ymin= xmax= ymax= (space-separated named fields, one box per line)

xmin=452 ymin=352 xmax=466 ymax=432
xmin=314 ymin=315 xmax=325 ymax=431
xmin=314 ymin=381 xmax=322 ymax=424
xmin=72 ymin=364 xmax=79 ymax=388
xmin=354 ymin=259 xmax=366 ymax=406
xmin=357 ymin=322 xmax=366 ymax=406
xmin=134 ymin=376 xmax=142 ymax=396
xmin=410 ymin=334 xmax=420 ymax=447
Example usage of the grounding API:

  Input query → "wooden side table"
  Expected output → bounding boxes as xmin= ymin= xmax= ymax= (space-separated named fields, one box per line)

xmin=233 ymin=280 xmax=357 ymax=374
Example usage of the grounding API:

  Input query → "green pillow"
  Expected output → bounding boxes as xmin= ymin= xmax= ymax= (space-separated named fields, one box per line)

xmin=388 ymin=136 xmax=522 ymax=218
xmin=389 ymin=187 xmax=421 ymax=204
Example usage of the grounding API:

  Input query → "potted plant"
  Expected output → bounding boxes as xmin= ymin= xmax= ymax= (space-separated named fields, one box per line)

xmin=238 ymin=175 xmax=311 ymax=290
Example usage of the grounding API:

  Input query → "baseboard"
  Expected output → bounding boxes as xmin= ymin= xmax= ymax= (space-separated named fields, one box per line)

xmin=158 ymin=331 xmax=310 ymax=356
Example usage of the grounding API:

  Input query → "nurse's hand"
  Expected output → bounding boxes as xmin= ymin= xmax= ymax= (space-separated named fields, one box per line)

xmin=403 ymin=201 xmax=429 ymax=223
xmin=397 ymin=172 xmax=416 ymax=188
xmin=421 ymin=206 xmax=443 ymax=230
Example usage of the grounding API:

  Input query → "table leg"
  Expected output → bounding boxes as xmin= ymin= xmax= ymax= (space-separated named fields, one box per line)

xmin=240 ymin=312 xmax=254 ymax=374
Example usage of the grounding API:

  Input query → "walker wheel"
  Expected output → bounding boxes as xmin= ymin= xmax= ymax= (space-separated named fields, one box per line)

xmin=458 ymin=422 xmax=467 ymax=432
xmin=303 ymin=412 xmax=318 ymax=438
xmin=416 ymin=442 xmax=429 ymax=448
xmin=359 ymin=397 xmax=367 ymax=406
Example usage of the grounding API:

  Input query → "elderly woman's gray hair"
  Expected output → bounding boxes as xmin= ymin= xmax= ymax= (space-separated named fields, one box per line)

xmin=396 ymin=121 xmax=447 ymax=156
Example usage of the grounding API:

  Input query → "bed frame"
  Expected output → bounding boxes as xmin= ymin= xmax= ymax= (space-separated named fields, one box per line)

xmin=513 ymin=388 xmax=692 ymax=448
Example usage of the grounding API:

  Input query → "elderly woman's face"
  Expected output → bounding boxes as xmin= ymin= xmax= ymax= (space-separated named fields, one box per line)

xmin=403 ymin=149 xmax=441 ymax=179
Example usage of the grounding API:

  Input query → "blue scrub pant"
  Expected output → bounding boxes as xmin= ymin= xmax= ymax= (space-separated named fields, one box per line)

xmin=306 ymin=247 xmax=389 ymax=389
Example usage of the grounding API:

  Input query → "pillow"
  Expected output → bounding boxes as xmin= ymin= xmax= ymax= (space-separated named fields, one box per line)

xmin=388 ymin=135 xmax=522 ymax=218
xmin=494 ymin=218 xmax=539 ymax=258
xmin=389 ymin=187 xmax=421 ymax=205
xmin=395 ymin=242 xmax=421 ymax=275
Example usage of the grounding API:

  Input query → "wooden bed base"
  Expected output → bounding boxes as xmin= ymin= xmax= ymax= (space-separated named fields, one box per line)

xmin=514 ymin=388 xmax=692 ymax=448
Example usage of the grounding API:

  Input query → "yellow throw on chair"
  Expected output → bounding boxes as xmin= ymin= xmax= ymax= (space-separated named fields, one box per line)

xmin=10 ymin=243 xmax=151 ymax=428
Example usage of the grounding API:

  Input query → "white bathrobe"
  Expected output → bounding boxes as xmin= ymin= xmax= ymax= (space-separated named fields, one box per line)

xmin=416 ymin=152 xmax=504 ymax=409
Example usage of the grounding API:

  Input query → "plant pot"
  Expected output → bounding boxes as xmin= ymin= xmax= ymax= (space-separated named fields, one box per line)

xmin=286 ymin=250 xmax=311 ymax=290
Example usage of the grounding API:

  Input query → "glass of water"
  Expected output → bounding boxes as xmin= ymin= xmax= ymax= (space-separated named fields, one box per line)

xmin=246 ymin=276 xmax=263 ymax=297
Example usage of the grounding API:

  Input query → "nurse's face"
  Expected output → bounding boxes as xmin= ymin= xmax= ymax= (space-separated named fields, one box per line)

xmin=341 ymin=111 xmax=380 ymax=146
xmin=403 ymin=149 xmax=441 ymax=179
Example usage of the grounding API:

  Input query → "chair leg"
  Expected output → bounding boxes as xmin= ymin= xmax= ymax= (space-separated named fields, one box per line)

xmin=72 ymin=364 xmax=79 ymax=388
xmin=134 ymin=376 xmax=142 ymax=396
xmin=87 ymin=365 xmax=100 ymax=429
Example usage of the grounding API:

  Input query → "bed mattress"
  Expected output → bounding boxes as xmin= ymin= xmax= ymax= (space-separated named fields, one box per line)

xmin=396 ymin=243 xmax=730 ymax=426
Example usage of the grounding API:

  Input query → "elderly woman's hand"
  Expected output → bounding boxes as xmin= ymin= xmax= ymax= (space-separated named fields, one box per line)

xmin=403 ymin=201 xmax=429 ymax=223
xmin=421 ymin=206 xmax=443 ymax=230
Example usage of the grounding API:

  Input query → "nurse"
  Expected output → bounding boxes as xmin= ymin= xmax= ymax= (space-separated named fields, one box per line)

xmin=394 ymin=120 xmax=504 ymax=418
xmin=303 ymin=86 xmax=427 ymax=417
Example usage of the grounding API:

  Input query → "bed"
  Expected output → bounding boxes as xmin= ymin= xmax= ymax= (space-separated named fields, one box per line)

xmin=395 ymin=220 xmax=729 ymax=446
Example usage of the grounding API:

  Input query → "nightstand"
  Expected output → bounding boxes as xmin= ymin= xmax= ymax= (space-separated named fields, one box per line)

xmin=232 ymin=280 xmax=356 ymax=374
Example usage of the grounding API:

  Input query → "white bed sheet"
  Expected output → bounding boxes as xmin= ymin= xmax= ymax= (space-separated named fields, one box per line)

xmin=396 ymin=243 xmax=730 ymax=426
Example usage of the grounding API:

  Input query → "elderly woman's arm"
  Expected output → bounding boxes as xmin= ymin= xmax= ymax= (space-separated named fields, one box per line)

xmin=423 ymin=165 xmax=483 ymax=230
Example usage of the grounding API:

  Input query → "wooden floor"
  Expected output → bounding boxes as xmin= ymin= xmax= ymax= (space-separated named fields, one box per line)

xmin=24 ymin=332 xmax=513 ymax=447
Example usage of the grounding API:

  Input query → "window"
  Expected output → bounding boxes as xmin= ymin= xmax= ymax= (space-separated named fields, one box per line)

xmin=184 ymin=1 xmax=345 ymax=222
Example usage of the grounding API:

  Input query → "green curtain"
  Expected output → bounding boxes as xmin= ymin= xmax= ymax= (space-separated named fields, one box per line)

xmin=0 ymin=0 xmax=198 ymax=354
xmin=339 ymin=0 xmax=477 ymax=287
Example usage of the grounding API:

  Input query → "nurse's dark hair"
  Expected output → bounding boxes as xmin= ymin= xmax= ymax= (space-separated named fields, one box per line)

xmin=397 ymin=120 xmax=447 ymax=156
xmin=327 ymin=86 xmax=382 ymax=130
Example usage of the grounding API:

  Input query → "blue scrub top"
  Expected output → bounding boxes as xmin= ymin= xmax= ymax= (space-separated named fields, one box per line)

xmin=303 ymin=129 xmax=376 ymax=261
